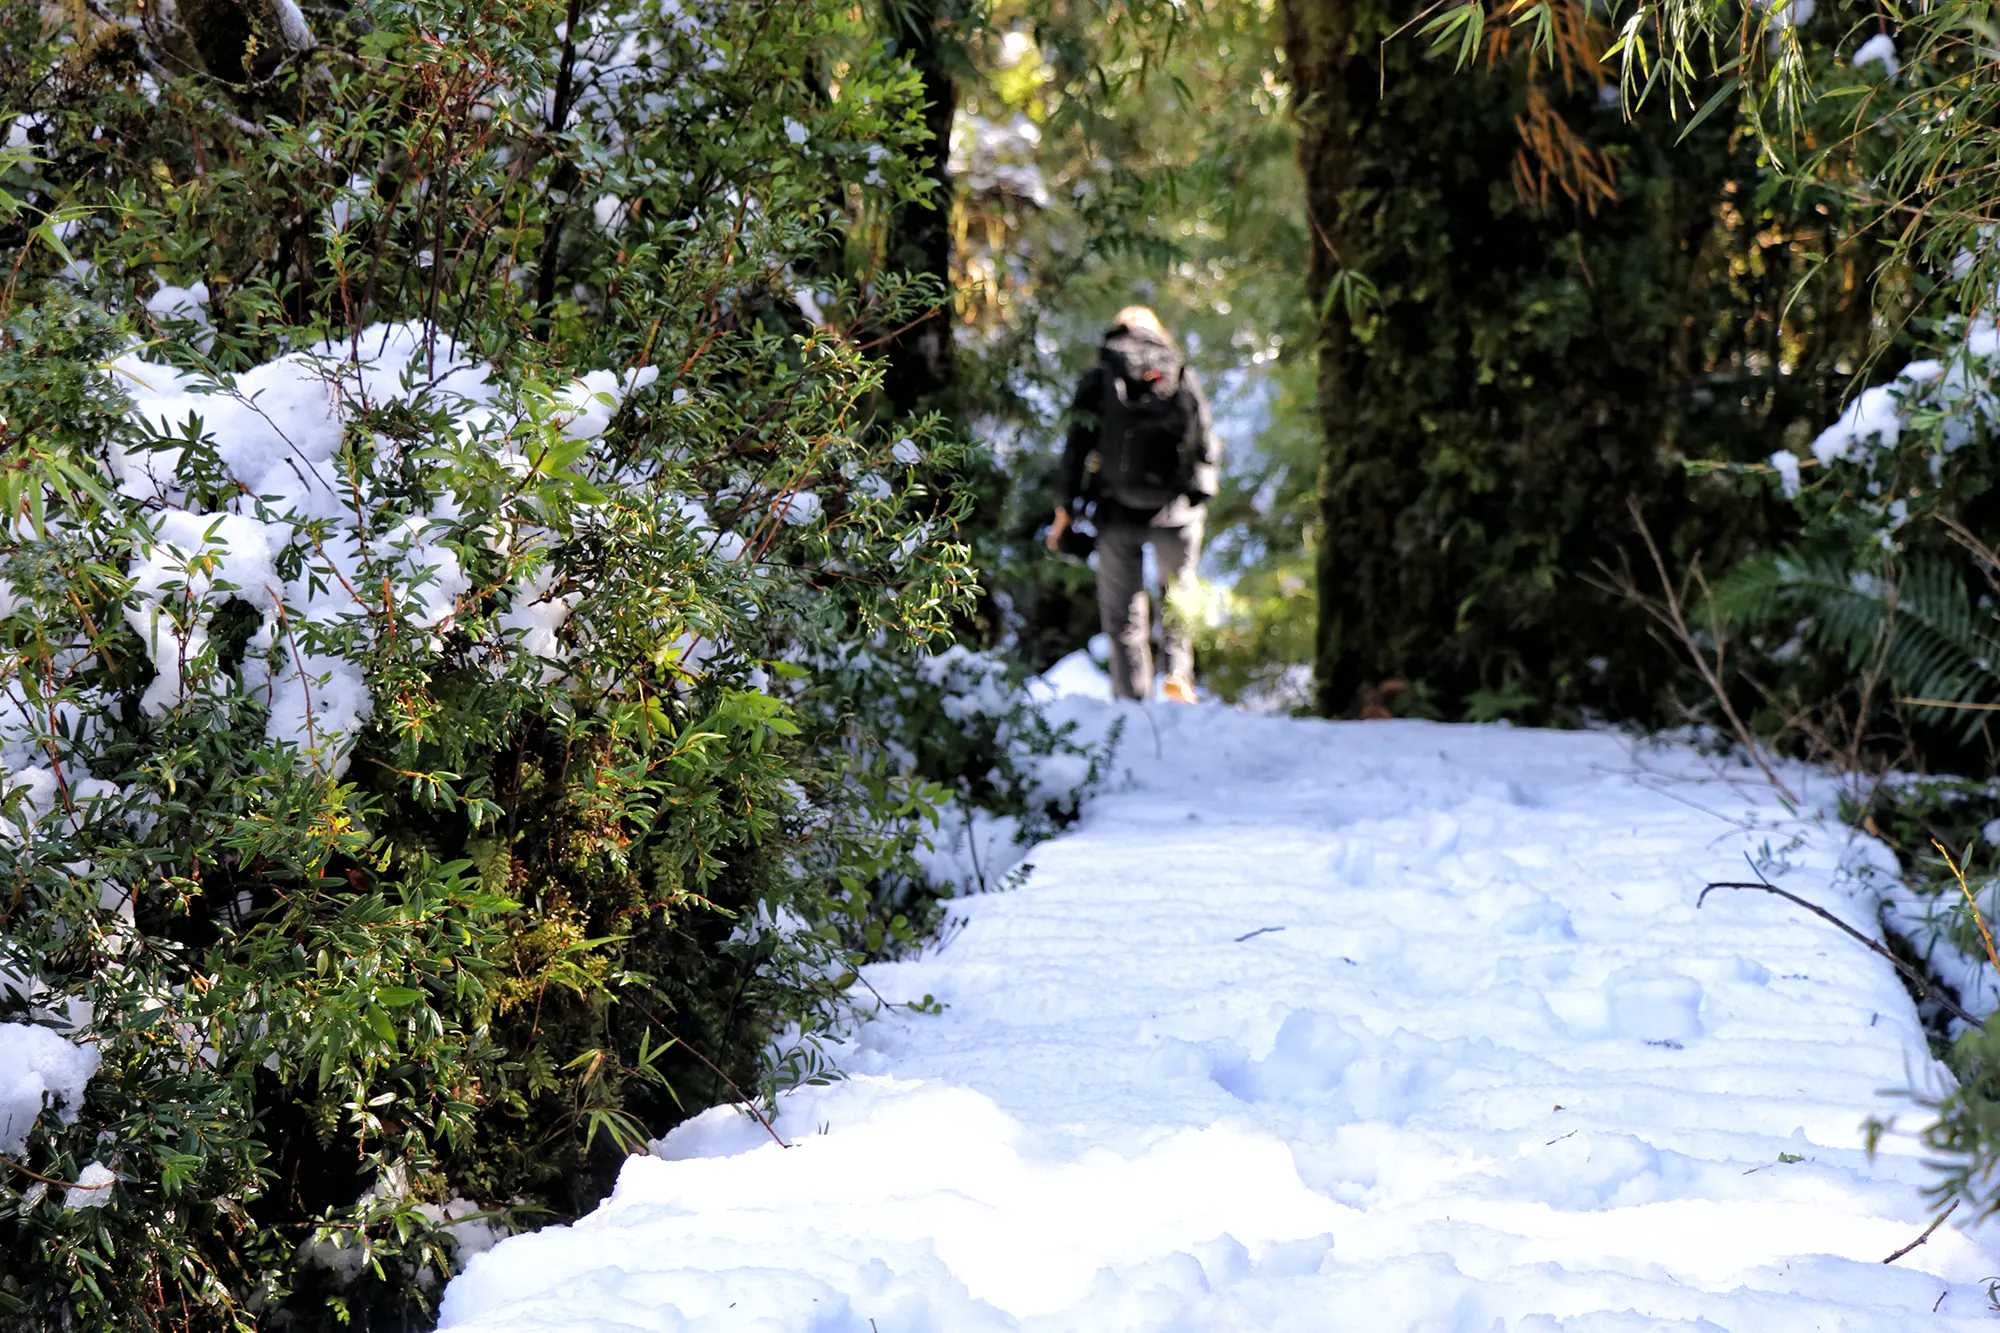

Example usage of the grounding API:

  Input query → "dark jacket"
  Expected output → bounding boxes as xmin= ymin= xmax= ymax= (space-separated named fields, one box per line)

xmin=1053 ymin=358 xmax=1221 ymax=516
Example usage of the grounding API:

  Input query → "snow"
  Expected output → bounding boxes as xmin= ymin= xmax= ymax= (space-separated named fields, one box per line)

xmin=0 ymin=1022 xmax=99 ymax=1156
xmin=83 ymin=323 xmax=662 ymax=776
xmin=1807 ymin=323 xmax=1995 ymax=471
xmin=1030 ymin=649 xmax=1113 ymax=703
xmin=144 ymin=279 xmax=213 ymax=350
xmin=913 ymin=804 xmax=1027 ymax=897
xmin=778 ymin=490 xmax=821 ymax=526
xmin=1853 ymin=33 xmax=1899 ymax=75
xmin=1767 ymin=448 xmax=1802 ymax=498
xmin=440 ymin=687 xmax=1998 ymax=1330
xmin=63 ymin=1160 xmax=115 ymax=1208
xmin=1812 ymin=383 xmax=1903 ymax=463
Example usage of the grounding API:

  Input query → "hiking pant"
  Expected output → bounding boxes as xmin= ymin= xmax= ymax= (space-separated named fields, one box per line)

xmin=1096 ymin=510 xmax=1203 ymax=701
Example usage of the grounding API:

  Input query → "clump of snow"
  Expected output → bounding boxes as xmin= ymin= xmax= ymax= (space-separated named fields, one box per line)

xmin=1853 ymin=33 xmax=1899 ymax=75
xmin=90 ymin=324 xmax=663 ymax=775
xmin=420 ymin=1195 xmax=508 ymax=1261
xmin=144 ymin=279 xmax=212 ymax=350
xmin=0 ymin=1023 xmax=99 ymax=1156
xmin=1813 ymin=382 xmax=1905 ymax=464
xmin=1809 ymin=327 xmax=1990 ymax=469
xmin=1875 ymin=830 xmax=2000 ymax=1031
xmin=1028 ymin=649 xmax=1113 ymax=704
xmin=440 ymin=707 xmax=1996 ymax=1330
xmin=63 ymin=1160 xmax=115 ymax=1209
xmin=557 ymin=365 xmax=659 ymax=440
xmin=914 ymin=804 xmax=1026 ymax=896
xmin=779 ymin=490 xmax=821 ymax=526
xmin=1767 ymin=448 xmax=1803 ymax=497
xmin=1756 ymin=0 xmax=1817 ymax=32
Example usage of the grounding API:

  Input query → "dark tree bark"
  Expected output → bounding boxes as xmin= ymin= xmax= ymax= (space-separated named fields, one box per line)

xmin=1279 ymin=0 xmax=1863 ymax=725
xmin=879 ymin=0 xmax=958 ymax=419
xmin=1276 ymin=0 xmax=1373 ymax=718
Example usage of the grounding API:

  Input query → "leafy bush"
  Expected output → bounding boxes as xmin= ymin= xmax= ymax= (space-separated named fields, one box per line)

xmin=808 ymin=643 xmax=1115 ymax=902
xmin=1694 ymin=285 xmax=2000 ymax=1222
xmin=1699 ymin=315 xmax=2000 ymax=769
xmin=0 ymin=1 xmax=1073 ymax=1327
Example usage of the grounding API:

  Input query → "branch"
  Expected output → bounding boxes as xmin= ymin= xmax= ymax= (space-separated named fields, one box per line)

xmin=2 ymin=1154 xmax=112 ymax=1192
xmin=1882 ymin=1199 xmax=1958 ymax=1264
xmin=1621 ymin=498 xmax=1798 ymax=803
xmin=1699 ymin=868 xmax=1982 ymax=1029
xmin=629 ymin=1001 xmax=789 ymax=1149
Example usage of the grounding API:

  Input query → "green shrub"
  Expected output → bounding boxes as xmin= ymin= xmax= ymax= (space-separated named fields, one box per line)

xmin=0 ymin=1 xmax=1043 ymax=1327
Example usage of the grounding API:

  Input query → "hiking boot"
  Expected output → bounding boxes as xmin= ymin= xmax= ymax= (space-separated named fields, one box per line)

xmin=1162 ymin=677 xmax=1197 ymax=704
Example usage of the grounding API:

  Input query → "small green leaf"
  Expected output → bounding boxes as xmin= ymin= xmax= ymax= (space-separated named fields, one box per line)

xmin=1676 ymin=76 xmax=1743 ymax=144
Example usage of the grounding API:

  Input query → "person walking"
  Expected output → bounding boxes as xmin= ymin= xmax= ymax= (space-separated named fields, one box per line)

xmin=1047 ymin=306 xmax=1221 ymax=703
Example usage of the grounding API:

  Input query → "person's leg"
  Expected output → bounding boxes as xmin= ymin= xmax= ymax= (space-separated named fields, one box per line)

xmin=1152 ymin=514 xmax=1204 ymax=691
xmin=1096 ymin=523 xmax=1153 ymax=700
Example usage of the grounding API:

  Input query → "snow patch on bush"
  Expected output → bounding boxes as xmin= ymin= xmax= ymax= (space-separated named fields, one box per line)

xmin=93 ymin=324 xmax=664 ymax=774
xmin=0 ymin=1023 xmax=99 ymax=1157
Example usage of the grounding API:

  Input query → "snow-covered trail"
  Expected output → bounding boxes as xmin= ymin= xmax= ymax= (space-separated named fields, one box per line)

xmin=441 ymin=696 xmax=1997 ymax=1331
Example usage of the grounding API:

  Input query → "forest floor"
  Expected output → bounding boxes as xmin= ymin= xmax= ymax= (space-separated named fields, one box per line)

xmin=440 ymin=663 xmax=2000 ymax=1331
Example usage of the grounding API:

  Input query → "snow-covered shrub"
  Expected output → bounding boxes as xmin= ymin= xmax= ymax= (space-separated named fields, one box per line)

xmin=1723 ymin=312 xmax=2000 ymax=755
xmin=805 ymin=643 xmax=1114 ymax=906
xmin=0 ymin=0 xmax=981 ymax=1327
xmin=1718 ymin=311 xmax=2000 ymax=1214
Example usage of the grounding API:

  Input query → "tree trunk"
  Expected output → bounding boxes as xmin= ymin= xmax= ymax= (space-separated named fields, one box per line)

xmin=879 ymin=0 xmax=957 ymax=419
xmin=1277 ymin=0 xmax=1375 ymax=717
xmin=1281 ymin=1 xmax=1850 ymax=726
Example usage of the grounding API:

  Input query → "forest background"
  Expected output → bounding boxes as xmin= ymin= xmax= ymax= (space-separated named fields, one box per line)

xmin=4 ymin=0 xmax=2000 ymax=1327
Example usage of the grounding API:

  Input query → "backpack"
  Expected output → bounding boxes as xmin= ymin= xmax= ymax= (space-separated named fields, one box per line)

xmin=1096 ymin=327 xmax=1198 ymax=510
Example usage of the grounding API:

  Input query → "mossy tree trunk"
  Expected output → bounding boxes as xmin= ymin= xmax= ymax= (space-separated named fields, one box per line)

xmin=1276 ymin=0 xmax=1374 ymax=718
xmin=1279 ymin=0 xmax=1873 ymax=724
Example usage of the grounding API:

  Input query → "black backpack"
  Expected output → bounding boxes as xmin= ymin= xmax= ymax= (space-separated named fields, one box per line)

xmin=1096 ymin=327 xmax=1198 ymax=510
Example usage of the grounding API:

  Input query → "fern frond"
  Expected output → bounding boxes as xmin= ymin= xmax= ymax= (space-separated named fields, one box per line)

xmin=1756 ymin=550 xmax=2000 ymax=739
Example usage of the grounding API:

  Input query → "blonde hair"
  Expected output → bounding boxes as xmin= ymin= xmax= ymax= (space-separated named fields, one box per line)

xmin=1112 ymin=305 xmax=1170 ymax=339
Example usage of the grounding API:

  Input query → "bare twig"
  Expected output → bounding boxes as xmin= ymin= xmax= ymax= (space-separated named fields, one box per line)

xmin=1882 ymin=1199 xmax=1958 ymax=1264
xmin=1699 ymin=862 xmax=1983 ymax=1029
xmin=959 ymin=790 xmax=986 ymax=894
xmin=2 ymin=1154 xmax=111 ymax=1191
xmin=630 ymin=1002 xmax=788 ymax=1149
xmin=98 ymin=24 xmax=275 ymax=142
xmin=1602 ymin=500 xmax=1798 ymax=803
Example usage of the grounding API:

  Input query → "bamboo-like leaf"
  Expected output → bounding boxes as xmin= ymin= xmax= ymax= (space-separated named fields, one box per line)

xmin=1676 ymin=75 xmax=1743 ymax=143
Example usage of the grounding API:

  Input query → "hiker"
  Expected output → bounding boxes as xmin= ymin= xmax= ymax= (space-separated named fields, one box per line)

xmin=1047 ymin=306 xmax=1221 ymax=703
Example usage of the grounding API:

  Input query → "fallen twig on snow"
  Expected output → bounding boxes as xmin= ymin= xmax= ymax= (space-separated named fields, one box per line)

xmin=1882 ymin=1199 xmax=1958 ymax=1265
xmin=1698 ymin=866 xmax=1983 ymax=1031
